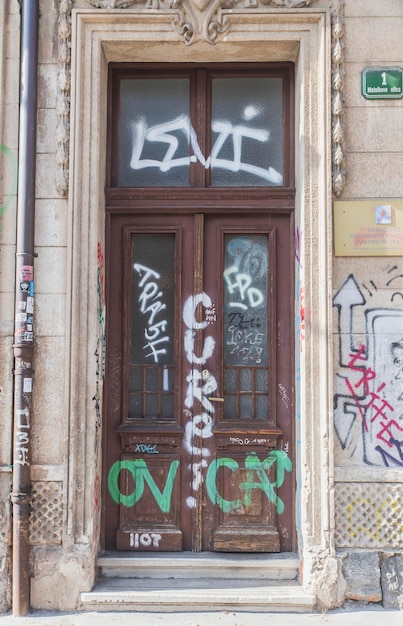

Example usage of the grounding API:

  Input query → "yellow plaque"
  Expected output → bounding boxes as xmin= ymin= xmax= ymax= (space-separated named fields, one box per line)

xmin=334 ymin=200 xmax=403 ymax=256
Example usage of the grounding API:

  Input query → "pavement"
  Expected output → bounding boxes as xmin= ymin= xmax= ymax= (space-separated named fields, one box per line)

xmin=0 ymin=604 xmax=402 ymax=626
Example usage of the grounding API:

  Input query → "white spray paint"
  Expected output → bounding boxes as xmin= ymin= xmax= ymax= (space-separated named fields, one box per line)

xmin=14 ymin=407 xmax=30 ymax=466
xmin=133 ymin=263 xmax=169 ymax=363
xmin=182 ymin=293 xmax=217 ymax=508
xmin=130 ymin=114 xmax=282 ymax=185
xmin=223 ymin=265 xmax=264 ymax=310
xmin=130 ymin=532 xmax=161 ymax=549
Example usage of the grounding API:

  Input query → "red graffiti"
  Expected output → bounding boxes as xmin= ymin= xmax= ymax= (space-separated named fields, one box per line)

xmin=97 ymin=242 xmax=105 ymax=308
xmin=299 ymin=286 xmax=305 ymax=352
xmin=345 ymin=344 xmax=403 ymax=448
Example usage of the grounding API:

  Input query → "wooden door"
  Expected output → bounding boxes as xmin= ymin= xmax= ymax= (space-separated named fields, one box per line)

xmin=103 ymin=61 xmax=295 ymax=553
xmin=103 ymin=210 xmax=294 ymax=552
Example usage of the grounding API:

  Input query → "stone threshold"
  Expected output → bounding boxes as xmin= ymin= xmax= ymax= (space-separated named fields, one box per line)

xmin=80 ymin=552 xmax=316 ymax=612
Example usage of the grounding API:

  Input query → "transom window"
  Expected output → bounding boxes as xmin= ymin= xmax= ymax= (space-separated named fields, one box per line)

xmin=109 ymin=65 xmax=293 ymax=188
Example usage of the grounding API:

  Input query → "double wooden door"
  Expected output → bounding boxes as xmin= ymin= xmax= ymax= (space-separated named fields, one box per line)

xmin=103 ymin=209 xmax=294 ymax=553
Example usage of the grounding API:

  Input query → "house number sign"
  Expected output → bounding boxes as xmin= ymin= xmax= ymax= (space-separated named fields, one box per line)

xmin=361 ymin=68 xmax=403 ymax=100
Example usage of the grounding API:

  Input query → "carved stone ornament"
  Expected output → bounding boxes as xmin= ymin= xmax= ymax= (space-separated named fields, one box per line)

xmin=56 ymin=0 xmax=72 ymax=196
xmin=85 ymin=0 xmax=315 ymax=8
xmin=331 ymin=0 xmax=346 ymax=197
xmin=58 ymin=0 xmax=345 ymax=197
xmin=83 ymin=1 xmax=318 ymax=44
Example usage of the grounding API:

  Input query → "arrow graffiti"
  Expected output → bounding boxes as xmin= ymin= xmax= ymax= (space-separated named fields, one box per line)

xmin=333 ymin=270 xmax=403 ymax=467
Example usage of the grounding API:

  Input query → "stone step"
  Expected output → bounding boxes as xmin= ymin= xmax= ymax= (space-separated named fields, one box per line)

xmin=97 ymin=551 xmax=300 ymax=580
xmin=81 ymin=578 xmax=316 ymax=613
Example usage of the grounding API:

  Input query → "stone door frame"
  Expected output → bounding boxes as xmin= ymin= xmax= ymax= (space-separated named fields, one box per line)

xmin=65 ymin=6 xmax=340 ymax=607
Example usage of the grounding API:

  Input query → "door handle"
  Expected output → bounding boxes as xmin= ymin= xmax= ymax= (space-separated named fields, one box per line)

xmin=204 ymin=375 xmax=224 ymax=402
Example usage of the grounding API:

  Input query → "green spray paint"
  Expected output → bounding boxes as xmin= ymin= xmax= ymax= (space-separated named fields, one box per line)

xmin=0 ymin=144 xmax=18 ymax=234
xmin=108 ymin=459 xmax=179 ymax=513
xmin=109 ymin=451 xmax=291 ymax=515
xmin=206 ymin=451 xmax=292 ymax=514
xmin=206 ymin=457 xmax=242 ymax=513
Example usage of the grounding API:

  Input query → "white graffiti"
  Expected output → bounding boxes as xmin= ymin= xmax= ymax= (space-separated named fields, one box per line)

xmin=224 ymin=265 xmax=264 ymax=310
xmin=129 ymin=532 xmax=161 ymax=549
xmin=130 ymin=114 xmax=282 ymax=184
xmin=133 ymin=263 xmax=169 ymax=363
xmin=278 ymin=383 xmax=290 ymax=409
xmin=226 ymin=325 xmax=265 ymax=363
xmin=183 ymin=293 xmax=217 ymax=508
xmin=14 ymin=407 xmax=30 ymax=466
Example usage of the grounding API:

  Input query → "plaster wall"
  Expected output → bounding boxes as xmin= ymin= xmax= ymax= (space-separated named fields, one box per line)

xmin=30 ymin=1 xmax=77 ymax=611
xmin=332 ymin=0 xmax=403 ymax=609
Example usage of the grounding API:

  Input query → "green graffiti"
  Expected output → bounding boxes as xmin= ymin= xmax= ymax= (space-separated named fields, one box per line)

xmin=108 ymin=459 xmax=179 ymax=513
xmin=206 ymin=451 xmax=292 ymax=515
xmin=206 ymin=458 xmax=242 ymax=513
xmin=0 ymin=144 xmax=18 ymax=233
xmin=109 ymin=451 xmax=291 ymax=515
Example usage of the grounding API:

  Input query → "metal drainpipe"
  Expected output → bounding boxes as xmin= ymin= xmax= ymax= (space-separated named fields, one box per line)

xmin=12 ymin=0 xmax=39 ymax=616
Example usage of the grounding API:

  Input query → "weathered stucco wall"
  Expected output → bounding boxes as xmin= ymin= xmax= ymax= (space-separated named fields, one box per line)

xmin=333 ymin=0 xmax=403 ymax=609
xmin=0 ymin=0 xmax=402 ymax=614
xmin=30 ymin=0 xmax=86 ymax=612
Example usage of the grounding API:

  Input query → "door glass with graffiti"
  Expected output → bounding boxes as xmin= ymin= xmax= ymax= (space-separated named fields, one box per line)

xmin=223 ymin=234 xmax=269 ymax=419
xmin=104 ymin=63 xmax=295 ymax=553
xmin=111 ymin=66 xmax=289 ymax=189
xmin=118 ymin=78 xmax=191 ymax=187
xmin=130 ymin=234 xmax=175 ymax=419
xmin=210 ymin=78 xmax=283 ymax=187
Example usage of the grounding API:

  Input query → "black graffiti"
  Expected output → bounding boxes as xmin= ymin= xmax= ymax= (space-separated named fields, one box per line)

xmin=226 ymin=312 xmax=261 ymax=330
xmin=375 ymin=439 xmax=403 ymax=467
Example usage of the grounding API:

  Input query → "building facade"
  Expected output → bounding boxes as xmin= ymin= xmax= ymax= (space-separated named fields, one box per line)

xmin=0 ymin=0 xmax=402 ymax=614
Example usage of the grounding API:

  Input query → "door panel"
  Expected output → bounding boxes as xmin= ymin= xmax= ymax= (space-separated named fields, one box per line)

xmin=200 ymin=215 xmax=291 ymax=551
xmin=104 ymin=211 xmax=294 ymax=552
xmin=105 ymin=214 xmax=194 ymax=551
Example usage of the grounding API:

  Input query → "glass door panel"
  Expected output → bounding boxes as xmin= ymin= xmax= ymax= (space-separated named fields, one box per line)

xmin=223 ymin=234 xmax=270 ymax=420
xmin=118 ymin=78 xmax=191 ymax=187
xmin=210 ymin=78 xmax=283 ymax=186
xmin=130 ymin=234 xmax=176 ymax=419
xmin=110 ymin=66 xmax=291 ymax=188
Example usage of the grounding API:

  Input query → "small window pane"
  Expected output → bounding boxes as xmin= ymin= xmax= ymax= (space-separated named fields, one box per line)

xmin=162 ymin=366 xmax=173 ymax=392
xmin=240 ymin=395 xmax=253 ymax=417
xmin=211 ymin=78 xmax=283 ymax=187
xmin=256 ymin=369 xmax=268 ymax=392
xmin=130 ymin=394 xmax=143 ymax=418
xmin=223 ymin=395 xmax=237 ymax=419
xmin=224 ymin=368 xmax=237 ymax=392
xmin=256 ymin=395 xmax=268 ymax=419
xmin=240 ymin=368 xmax=253 ymax=391
xmin=118 ymin=79 xmax=191 ymax=187
xmin=146 ymin=395 xmax=158 ymax=417
xmin=146 ymin=368 xmax=159 ymax=391
xmin=161 ymin=394 xmax=174 ymax=417
xmin=131 ymin=368 xmax=142 ymax=391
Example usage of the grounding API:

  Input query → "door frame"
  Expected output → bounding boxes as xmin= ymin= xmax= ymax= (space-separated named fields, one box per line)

xmin=103 ymin=63 xmax=296 ymax=552
xmin=66 ymin=7 xmax=336 ymax=606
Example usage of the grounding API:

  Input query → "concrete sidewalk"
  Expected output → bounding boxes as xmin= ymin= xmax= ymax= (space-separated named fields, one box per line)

xmin=1 ymin=605 xmax=401 ymax=626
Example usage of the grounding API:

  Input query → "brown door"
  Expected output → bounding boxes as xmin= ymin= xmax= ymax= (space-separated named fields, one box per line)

xmin=104 ymin=210 xmax=294 ymax=552
xmin=103 ymin=62 xmax=295 ymax=553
